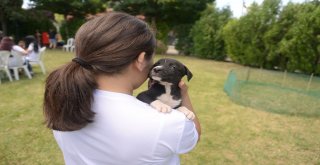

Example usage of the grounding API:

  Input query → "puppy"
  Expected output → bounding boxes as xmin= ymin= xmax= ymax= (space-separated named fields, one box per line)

xmin=137 ymin=58 xmax=195 ymax=120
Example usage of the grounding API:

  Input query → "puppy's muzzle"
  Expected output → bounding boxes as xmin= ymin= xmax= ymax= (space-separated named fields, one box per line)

xmin=153 ymin=67 xmax=162 ymax=73
xmin=150 ymin=66 xmax=163 ymax=81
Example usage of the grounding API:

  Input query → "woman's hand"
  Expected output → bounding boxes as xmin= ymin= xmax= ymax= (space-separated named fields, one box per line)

xmin=179 ymin=81 xmax=188 ymax=95
xmin=178 ymin=80 xmax=190 ymax=104
xmin=178 ymin=80 xmax=201 ymax=140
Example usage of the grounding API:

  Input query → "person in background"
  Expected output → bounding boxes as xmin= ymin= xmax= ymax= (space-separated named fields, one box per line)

xmin=42 ymin=31 xmax=49 ymax=47
xmin=0 ymin=37 xmax=29 ymax=75
xmin=0 ymin=31 xmax=4 ymax=41
xmin=49 ymin=29 xmax=57 ymax=49
xmin=0 ymin=36 xmax=13 ymax=52
xmin=25 ymin=35 xmax=40 ymax=75
xmin=56 ymin=33 xmax=64 ymax=48
xmin=43 ymin=12 xmax=201 ymax=165
xmin=18 ymin=40 xmax=26 ymax=49
xmin=35 ymin=30 xmax=41 ymax=46
xmin=0 ymin=37 xmax=27 ymax=55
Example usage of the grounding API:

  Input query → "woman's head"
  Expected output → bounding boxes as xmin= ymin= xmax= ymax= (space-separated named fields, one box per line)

xmin=25 ymin=35 xmax=39 ymax=52
xmin=74 ymin=12 xmax=156 ymax=75
xmin=18 ymin=40 xmax=25 ymax=49
xmin=44 ymin=12 xmax=156 ymax=131
xmin=0 ymin=37 xmax=14 ymax=51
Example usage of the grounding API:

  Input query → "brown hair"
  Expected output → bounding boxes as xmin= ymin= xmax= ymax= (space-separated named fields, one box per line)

xmin=0 ymin=37 xmax=14 ymax=51
xmin=44 ymin=12 xmax=156 ymax=131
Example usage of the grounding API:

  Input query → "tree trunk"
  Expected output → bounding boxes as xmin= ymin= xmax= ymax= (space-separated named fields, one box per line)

xmin=64 ymin=14 xmax=70 ymax=39
xmin=0 ymin=12 xmax=7 ymax=35
xmin=312 ymin=54 xmax=320 ymax=74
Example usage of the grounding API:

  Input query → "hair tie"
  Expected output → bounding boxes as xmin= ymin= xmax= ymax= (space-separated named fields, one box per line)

xmin=72 ymin=57 xmax=93 ymax=70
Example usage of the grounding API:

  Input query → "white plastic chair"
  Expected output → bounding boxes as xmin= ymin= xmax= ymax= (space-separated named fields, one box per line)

xmin=0 ymin=51 xmax=13 ymax=83
xmin=29 ymin=47 xmax=46 ymax=74
xmin=8 ymin=50 xmax=32 ymax=80
xmin=63 ymin=38 xmax=74 ymax=52
xmin=70 ymin=45 xmax=75 ymax=52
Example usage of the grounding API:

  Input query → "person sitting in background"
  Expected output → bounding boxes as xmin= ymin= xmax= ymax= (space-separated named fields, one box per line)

xmin=0 ymin=36 xmax=13 ymax=52
xmin=0 ymin=37 xmax=29 ymax=76
xmin=25 ymin=35 xmax=41 ymax=75
xmin=42 ymin=31 xmax=49 ymax=47
xmin=35 ymin=30 xmax=41 ymax=45
xmin=18 ymin=40 xmax=26 ymax=49
xmin=49 ymin=29 xmax=57 ymax=49
xmin=56 ymin=33 xmax=64 ymax=48
xmin=0 ymin=37 xmax=27 ymax=55
xmin=0 ymin=31 xmax=4 ymax=41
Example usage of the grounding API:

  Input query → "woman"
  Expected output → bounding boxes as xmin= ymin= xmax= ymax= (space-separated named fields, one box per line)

xmin=41 ymin=31 xmax=49 ymax=47
xmin=44 ymin=12 xmax=201 ymax=165
xmin=0 ymin=37 xmax=27 ymax=54
xmin=25 ymin=35 xmax=40 ymax=75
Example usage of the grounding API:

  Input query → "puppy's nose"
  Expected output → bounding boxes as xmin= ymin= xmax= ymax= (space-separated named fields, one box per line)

xmin=153 ymin=67 xmax=162 ymax=73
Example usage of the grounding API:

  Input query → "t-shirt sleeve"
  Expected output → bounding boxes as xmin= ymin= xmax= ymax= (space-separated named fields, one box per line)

xmin=155 ymin=111 xmax=199 ymax=156
xmin=27 ymin=43 xmax=34 ymax=51
xmin=12 ymin=45 xmax=26 ymax=54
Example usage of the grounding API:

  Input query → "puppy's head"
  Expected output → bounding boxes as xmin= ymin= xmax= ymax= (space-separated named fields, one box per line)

xmin=150 ymin=58 xmax=193 ymax=84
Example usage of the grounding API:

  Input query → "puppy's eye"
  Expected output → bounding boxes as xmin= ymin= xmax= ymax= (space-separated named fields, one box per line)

xmin=171 ymin=65 xmax=176 ymax=69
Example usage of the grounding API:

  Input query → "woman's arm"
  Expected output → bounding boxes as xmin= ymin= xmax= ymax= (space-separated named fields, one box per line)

xmin=12 ymin=45 xmax=28 ymax=55
xmin=179 ymin=81 xmax=201 ymax=141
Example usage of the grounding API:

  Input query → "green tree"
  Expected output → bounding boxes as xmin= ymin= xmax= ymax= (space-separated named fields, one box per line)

xmin=31 ymin=0 xmax=108 ymax=39
xmin=113 ymin=0 xmax=214 ymax=52
xmin=280 ymin=2 xmax=320 ymax=74
xmin=223 ymin=19 xmax=242 ymax=62
xmin=223 ymin=0 xmax=281 ymax=67
xmin=190 ymin=4 xmax=232 ymax=60
xmin=30 ymin=0 xmax=107 ymax=18
xmin=60 ymin=18 xmax=85 ymax=39
xmin=0 ymin=0 xmax=51 ymax=39
xmin=113 ymin=0 xmax=212 ymax=29
xmin=0 ymin=0 xmax=24 ymax=35
xmin=223 ymin=3 xmax=262 ymax=66
xmin=263 ymin=2 xmax=299 ymax=70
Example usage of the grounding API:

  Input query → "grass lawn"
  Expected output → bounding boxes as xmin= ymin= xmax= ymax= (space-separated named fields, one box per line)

xmin=0 ymin=49 xmax=319 ymax=164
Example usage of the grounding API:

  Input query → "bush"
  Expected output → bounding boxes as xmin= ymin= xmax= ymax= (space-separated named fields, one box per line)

xmin=60 ymin=18 xmax=86 ymax=40
xmin=190 ymin=4 xmax=231 ymax=60
xmin=174 ymin=24 xmax=193 ymax=55
xmin=7 ymin=20 xmax=53 ymax=42
xmin=155 ymin=40 xmax=167 ymax=55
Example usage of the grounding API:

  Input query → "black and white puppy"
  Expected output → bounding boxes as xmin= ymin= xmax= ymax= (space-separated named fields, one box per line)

xmin=137 ymin=58 xmax=195 ymax=120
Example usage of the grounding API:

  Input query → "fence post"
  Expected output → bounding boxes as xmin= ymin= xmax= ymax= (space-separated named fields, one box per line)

xmin=306 ymin=73 xmax=314 ymax=91
xmin=281 ymin=70 xmax=287 ymax=87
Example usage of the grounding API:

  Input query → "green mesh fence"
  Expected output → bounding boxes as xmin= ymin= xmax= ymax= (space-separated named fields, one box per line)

xmin=224 ymin=68 xmax=320 ymax=117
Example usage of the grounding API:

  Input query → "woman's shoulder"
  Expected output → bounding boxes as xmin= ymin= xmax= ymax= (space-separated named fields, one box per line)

xmin=12 ymin=45 xmax=25 ymax=52
xmin=93 ymin=89 xmax=187 ymax=121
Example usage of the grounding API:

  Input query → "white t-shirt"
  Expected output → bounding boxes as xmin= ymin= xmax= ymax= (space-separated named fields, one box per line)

xmin=53 ymin=89 xmax=198 ymax=165
xmin=12 ymin=45 xmax=26 ymax=53
xmin=26 ymin=43 xmax=39 ymax=61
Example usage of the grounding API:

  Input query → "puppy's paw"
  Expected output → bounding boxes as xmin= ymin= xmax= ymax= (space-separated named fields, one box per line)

xmin=177 ymin=106 xmax=195 ymax=120
xmin=150 ymin=100 xmax=172 ymax=113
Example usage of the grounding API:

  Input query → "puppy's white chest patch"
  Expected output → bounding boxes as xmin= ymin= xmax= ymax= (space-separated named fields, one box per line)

xmin=157 ymin=82 xmax=181 ymax=108
xmin=157 ymin=94 xmax=181 ymax=108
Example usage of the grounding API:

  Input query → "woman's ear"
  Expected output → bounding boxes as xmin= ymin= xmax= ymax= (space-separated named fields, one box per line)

xmin=135 ymin=52 xmax=146 ymax=71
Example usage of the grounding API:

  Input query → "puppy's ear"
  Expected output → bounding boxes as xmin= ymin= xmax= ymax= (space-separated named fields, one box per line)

xmin=184 ymin=66 xmax=193 ymax=81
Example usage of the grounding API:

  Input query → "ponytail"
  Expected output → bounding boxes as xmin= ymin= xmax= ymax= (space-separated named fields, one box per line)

xmin=43 ymin=62 xmax=97 ymax=131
